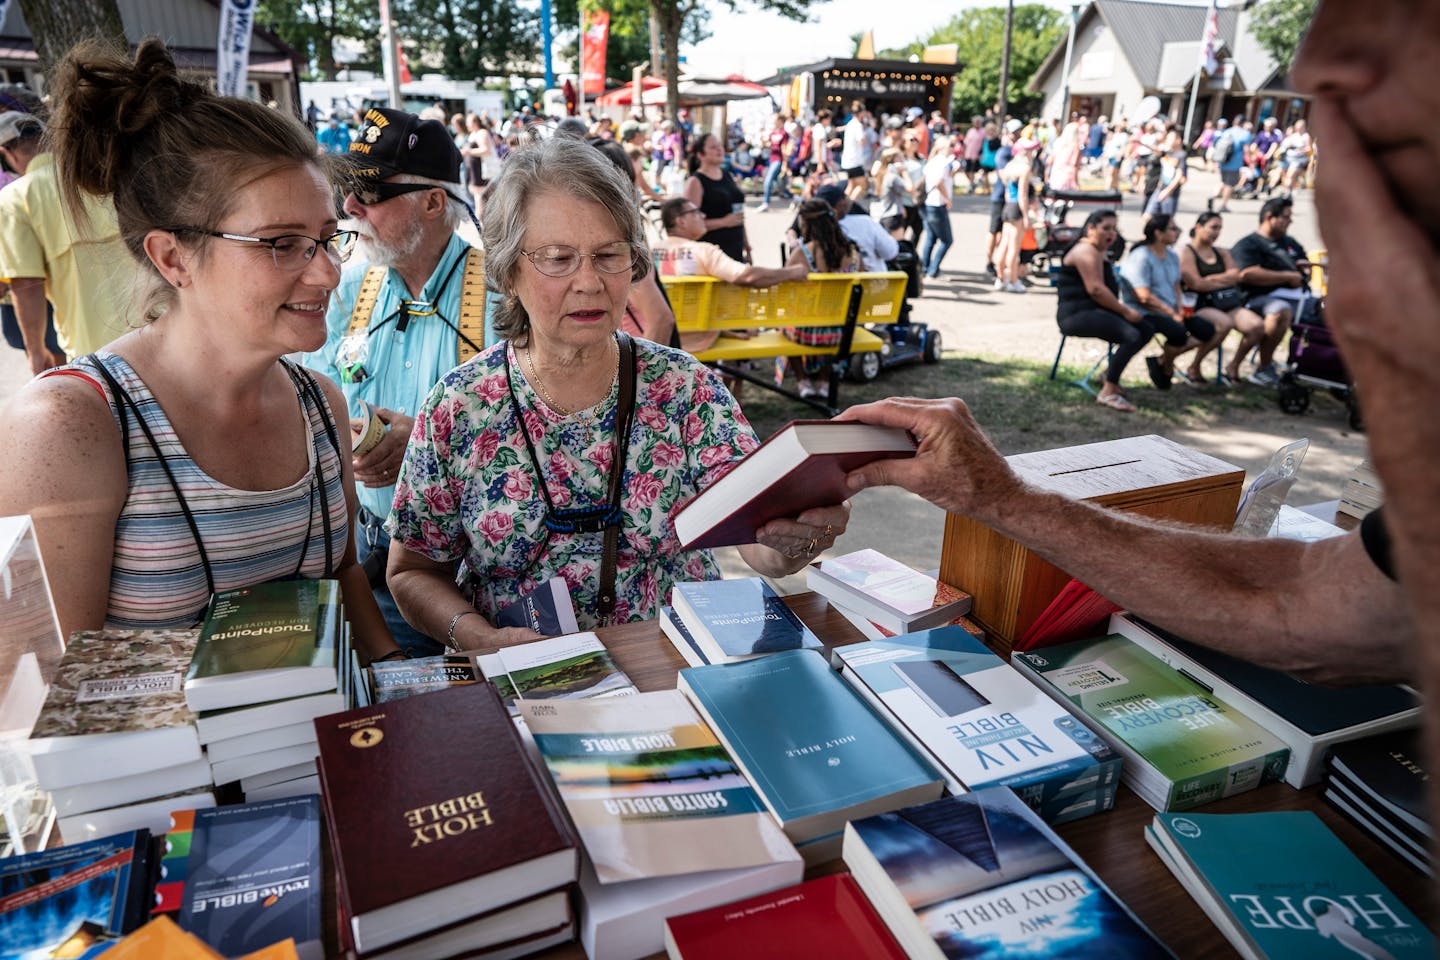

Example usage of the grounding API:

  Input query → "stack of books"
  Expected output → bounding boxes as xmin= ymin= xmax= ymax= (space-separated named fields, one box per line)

xmin=1324 ymin=729 xmax=1431 ymax=876
xmin=185 ymin=581 xmax=345 ymax=798
xmin=678 ymin=649 xmax=944 ymax=863
xmin=665 ymin=578 xmax=822 ymax=666
xmin=1110 ymin=613 xmax=1421 ymax=787
xmin=1338 ymin=459 xmax=1383 ymax=520
xmin=94 ymin=914 xmax=301 ymax=959
xmin=521 ymin=690 xmax=802 ymax=959
xmin=806 ymin=549 xmax=976 ymax=638
xmin=1147 ymin=810 xmax=1433 ymax=958
xmin=26 ymin=630 xmax=214 ymax=840
xmin=843 ymin=789 xmax=1173 ymax=958
xmin=832 ymin=625 xmax=1122 ymax=824
xmin=315 ymin=683 xmax=579 ymax=958
xmin=1013 ymin=633 xmax=1290 ymax=811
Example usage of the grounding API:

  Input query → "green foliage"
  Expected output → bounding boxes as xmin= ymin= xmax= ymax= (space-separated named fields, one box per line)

xmin=1247 ymin=0 xmax=1317 ymax=72
xmin=396 ymin=0 xmax=541 ymax=79
xmin=903 ymin=5 xmax=1066 ymax=121
xmin=256 ymin=0 xmax=378 ymax=79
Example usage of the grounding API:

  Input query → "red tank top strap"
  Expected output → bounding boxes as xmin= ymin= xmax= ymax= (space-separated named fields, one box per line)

xmin=39 ymin=368 xmax=106 ymax=401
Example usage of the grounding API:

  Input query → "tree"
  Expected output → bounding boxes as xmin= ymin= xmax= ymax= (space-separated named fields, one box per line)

xmin=257 ymin=0 xmax=378 ymax=80
xmin=17 ymin=0 xmax=124 ymax=81
xmin=396 ymin=0 xmax=540 ymax=81
xmin=1247 ymin=0 xmax=1317 ymax=73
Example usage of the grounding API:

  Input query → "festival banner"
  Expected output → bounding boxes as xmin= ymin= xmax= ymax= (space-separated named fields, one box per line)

xmin=581 ymin=9 xmax=610 ymax=96
xmin=216 ymin=0 xmax=255 ymax=98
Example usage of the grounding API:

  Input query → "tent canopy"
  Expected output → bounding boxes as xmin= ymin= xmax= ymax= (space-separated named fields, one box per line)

xmin=595 ymin=76 xmax=772 ymax=108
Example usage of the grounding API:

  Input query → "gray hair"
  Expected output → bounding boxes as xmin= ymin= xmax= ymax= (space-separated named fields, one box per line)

xmin=391 ymin=172 xmax=472 ymax=233
xmin=483 ymin=137 xmax=650 ymax=342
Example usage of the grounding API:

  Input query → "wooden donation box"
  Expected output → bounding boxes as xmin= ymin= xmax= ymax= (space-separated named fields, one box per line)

xmin=939 ymin=436 xmax=1244 ymax=654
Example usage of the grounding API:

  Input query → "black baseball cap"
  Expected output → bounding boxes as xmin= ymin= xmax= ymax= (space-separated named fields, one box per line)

xmin=346 ymin=106 xmax=461 ymax=184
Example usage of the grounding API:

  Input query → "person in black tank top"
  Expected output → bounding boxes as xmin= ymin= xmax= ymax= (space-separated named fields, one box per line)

xmin=1180 ymin=212 xmax=1265 ymax=385
xmin=684 ymin=133 xmax=749 ymax=262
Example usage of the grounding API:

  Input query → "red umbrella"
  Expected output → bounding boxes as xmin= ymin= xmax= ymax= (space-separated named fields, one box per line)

xmin=595 ymin=77 xmax=665 ymax=107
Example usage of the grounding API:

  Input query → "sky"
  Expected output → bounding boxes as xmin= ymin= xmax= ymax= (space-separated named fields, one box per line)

xmin=681 ymin=0 xmax=1211 ymax=81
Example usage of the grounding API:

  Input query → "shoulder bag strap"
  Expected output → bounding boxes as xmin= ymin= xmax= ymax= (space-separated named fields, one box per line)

xmin=281 ymin=360 xmax=338 ymax=577
xmin=346 ymin=265 xmax=388 ymax=339
xmin=596 ymin=333 xmax=637 ymax=625
xmin=456 ymin=247 xmax=488 ymax=364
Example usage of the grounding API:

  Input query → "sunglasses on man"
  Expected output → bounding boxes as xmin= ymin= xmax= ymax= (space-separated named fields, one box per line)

xmin=351 ymin=181 xmax=444 ymax=206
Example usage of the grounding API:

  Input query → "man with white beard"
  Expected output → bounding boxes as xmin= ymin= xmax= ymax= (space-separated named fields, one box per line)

xmin=300 ymin=106 xmax=486 ymax=655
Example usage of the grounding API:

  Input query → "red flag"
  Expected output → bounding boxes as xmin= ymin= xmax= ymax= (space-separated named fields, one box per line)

xmin=396 ymin=40 xmax=412 ymax=85
xmin=1198 ymin=0 xmax=1220 ymax=75
xmin=581 ymin=9 xmax=610 ymax=96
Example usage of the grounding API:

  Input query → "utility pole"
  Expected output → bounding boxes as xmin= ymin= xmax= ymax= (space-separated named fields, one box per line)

xmin=1059 ymin=2 xmax=1081 ymax=120
xmin=378 ymin=0 xmax=401 ymax=108
xmin=997 ymin=0 xmax=1014 ymax=119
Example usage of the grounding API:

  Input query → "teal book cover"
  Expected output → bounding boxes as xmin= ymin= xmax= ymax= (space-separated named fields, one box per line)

xmin=679 ymin=649 xmax=941 ymax=827
xmin=672 ymin=579 xmax=821 ymax=660
xmin=848 ymin=789 xmax=1172 ymax=959
xmin=837 ymin=626 xmax=1121 ymax=811
xmin=189 ymin=580 xmax=340 ymax=681
xmin=1151 ymin=811 xmax=1434 ymax=958
xmin=1014 ymin=634 xmax=1288 ymax=809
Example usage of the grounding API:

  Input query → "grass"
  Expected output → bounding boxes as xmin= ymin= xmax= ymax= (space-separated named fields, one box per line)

xmin=734 ymin=350 xmax=1281 ymax=456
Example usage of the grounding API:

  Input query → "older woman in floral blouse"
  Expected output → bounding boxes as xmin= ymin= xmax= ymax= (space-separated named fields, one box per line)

xmin=385 ymin=138 xmax=849 ymax=651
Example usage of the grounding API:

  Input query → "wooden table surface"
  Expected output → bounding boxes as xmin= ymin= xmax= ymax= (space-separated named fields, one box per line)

xmin=529 ymin=592 xmax=1435 ymax=960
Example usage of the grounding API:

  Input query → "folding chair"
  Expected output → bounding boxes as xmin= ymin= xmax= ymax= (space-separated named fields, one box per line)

xmin=1049 ymin=335 xmax=1114 ymax=397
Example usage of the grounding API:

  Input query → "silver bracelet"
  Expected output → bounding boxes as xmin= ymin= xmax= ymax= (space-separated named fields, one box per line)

xmin=446 ymin=610 xmax=478 ymax=651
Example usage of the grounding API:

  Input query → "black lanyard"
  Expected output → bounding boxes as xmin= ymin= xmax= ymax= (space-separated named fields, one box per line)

xmin=503 ymin=333 xmax=637 ymax=623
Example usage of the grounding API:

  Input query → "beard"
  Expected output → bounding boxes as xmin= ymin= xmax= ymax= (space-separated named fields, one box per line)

xmin=343 ymin=218 xmax=424 ymax=266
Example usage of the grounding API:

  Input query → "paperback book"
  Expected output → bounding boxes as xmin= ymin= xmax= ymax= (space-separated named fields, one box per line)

xmin=807 ymin=549 xmax=972 ymax=634
xmin=663 ymin=873 xmax=907 ymax=960
xmin=521 ymin=690 xmax=799 ymax=883
xmin=185 ymin=581 xmax=341 ymax=713
xmin=486 ymin=632 xmax=637 ymax=703
xmin=658 ymin=605 xmax=709 ymax=668
xmin=678 ymin=649 xmax=943 ymax=862
xmin=670 ymin=578 xmax=822 ymax=664
xmin=1147 ymin=810 xmax=1433 ymax=959
xmin=1013 ymin=634 xmax=1289 ymax=811
xmin=193 ymin=692 xmax=345 ymax=746
xmin=673 ymin=420 xmax=917 ymax=549
xmin=369 ymin=653 xmax=485 ymax=704
xmin=1325 ymin=728 xmax=1430 ymax=875
xmin=843 ymin=789 xmax=1173 ymax=959
xmin=0 ymin=829 xmax=154 ymax=959
xmin=177 ymin=798 xmax=323 ymax=960
xmin=495 ymin=576 xmax=580 ymax=637
xmin=831 ymin=602 xmax=985 ymax=646
xmin=1110 ymin=613 xmax=1420 ymax=787
xmin=833 ymin=626 xmax=1121 ymax=824
xmin=314 ymin=682 xmax=578 ymax=955
xmin=27 ymin=630 xmax=202 ymax=790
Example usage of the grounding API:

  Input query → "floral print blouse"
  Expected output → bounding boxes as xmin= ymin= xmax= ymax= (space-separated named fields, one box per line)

xmin=386 ymin=337 xmax=760 ymax=628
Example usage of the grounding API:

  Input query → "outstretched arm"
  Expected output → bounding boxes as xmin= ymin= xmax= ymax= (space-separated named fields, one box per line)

xmin=837 ymin=397 xmax=1414 ymax=685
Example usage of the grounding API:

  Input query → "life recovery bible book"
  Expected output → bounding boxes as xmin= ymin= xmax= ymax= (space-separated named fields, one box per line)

xmin=673 ymin=420 xmax=916 ymax=549
xmin=314 ymin=682 xmax=578 ymax=954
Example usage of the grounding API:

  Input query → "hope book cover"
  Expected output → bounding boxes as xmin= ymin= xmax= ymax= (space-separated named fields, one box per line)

xmin=186 ymin=581 xmax=340 ymax=711
xmin=177 ymin=797 xmax=322 ymax=960
xmin=521 ymin=690 xmax=798 ymax=884
xmin=673 ymin=421 xmax=916 ymax=549
xmin=1013 ymin=634 xmax=1289 ymax=811
xmin=808 ymin=550 xmax=973 ymax=633
xmin=677 ymin=649 xmax=943 ymax=858
xmin=670 ymin=578 xmax=821 ymax=664
xmin=0 ymin=829 xmax=153 ymax=960
xmin=313 ymin=682 xmax=577 ymax=954
xmin=663 ymin=873 xmax=906 ymax=960
xmin=1147 ymin=811 xmax=1434 ymax=959
xmin=28 ymin=630 xmax=202 ymax=789
xmin=843 ymin=789 xmax=1172 ymax=960
xmin=834 ymin=626 xmax=1120 ymax=823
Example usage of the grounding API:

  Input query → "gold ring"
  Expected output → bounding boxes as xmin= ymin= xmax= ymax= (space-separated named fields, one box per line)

xmin=807 ymin=538 xmax=819 ymax=556
xmin=824 ymin=524 xmax=833 ymax=538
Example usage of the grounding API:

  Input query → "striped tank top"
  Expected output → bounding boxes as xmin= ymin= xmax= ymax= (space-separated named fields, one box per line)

xmin=70 ymin=353 xmax=348 ymax=629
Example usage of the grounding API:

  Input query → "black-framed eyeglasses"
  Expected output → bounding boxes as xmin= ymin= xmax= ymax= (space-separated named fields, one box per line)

xmin=521 ymin=241 xmax=637 ymax=278
xmin=169 ymin=226 xmax=358 ymax=270
xmin=351 ymin=181 xmax=441 ymax=206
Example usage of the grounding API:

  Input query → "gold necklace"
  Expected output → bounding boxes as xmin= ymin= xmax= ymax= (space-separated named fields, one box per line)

xmin=522 ymin=340 xmax=618 ymax=444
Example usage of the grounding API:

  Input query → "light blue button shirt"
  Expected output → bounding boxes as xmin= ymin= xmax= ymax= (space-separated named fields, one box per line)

xmin=298 ymin=231 xmax=496 ymax=519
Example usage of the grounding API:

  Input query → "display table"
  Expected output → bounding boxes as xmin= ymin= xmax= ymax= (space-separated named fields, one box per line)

xmin=529 ymin=591 xmax=1433 ymax=960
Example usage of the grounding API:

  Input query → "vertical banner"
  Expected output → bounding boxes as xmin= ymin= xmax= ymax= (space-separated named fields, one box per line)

xmin=1198 ymin=0 xmax=1220 ymax=75
xmin=216 ymin=0 xmax=255 ymax=98
xmin=396 ymin=39 xmax=413 ymax=84
xmin=581 ymin=9 xmax=610 ymax=97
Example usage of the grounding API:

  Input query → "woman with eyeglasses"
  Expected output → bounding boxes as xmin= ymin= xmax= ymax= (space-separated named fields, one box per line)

xmin=0 ymin=40 xmax=397 ymax=659
xmin=385 ymin=138 xmax=849 ymax=650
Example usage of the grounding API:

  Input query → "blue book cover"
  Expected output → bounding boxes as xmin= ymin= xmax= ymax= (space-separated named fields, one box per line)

xmin=177 ymin=796 xmax=322 ymax=958
xmin=496 ymin=576 xmax=580 ymax=637
xmin=678 ymin=649 xmax=942 ymax=844
xmin=1149 ymin=810 xmax=1434 ymax=958
xmin=846 ymin=789 xmax=1173 ymax=959
xmin=835 ymin=626 xmax=1122 ymax=824
xmin=0 ymin=829 xmax=152 ymax=960
xmin=672 ymin=578 xmax=821 ymax=662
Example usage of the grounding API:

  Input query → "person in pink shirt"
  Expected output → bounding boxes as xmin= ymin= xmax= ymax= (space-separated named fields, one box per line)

xmin=962 ymin=116 xmax=986 ymax=194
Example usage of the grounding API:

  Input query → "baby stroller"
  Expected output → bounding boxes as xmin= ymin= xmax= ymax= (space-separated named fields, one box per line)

xmin=1029 ymin=187 xmax=1126 ymax=279
xmin=1276 ymin=293 xmax=1363 ymax=431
